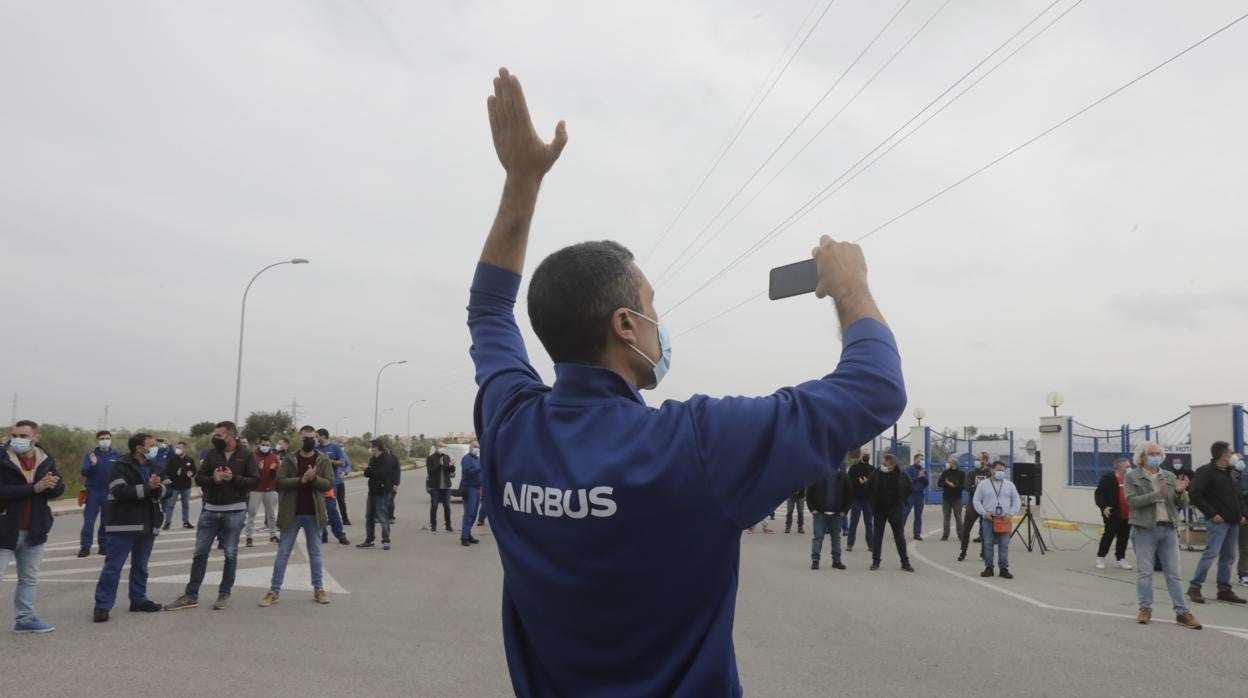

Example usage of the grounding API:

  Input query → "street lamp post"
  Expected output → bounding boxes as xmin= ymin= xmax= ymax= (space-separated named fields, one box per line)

xmin=234 ymin=258 xmax=309 ymax=423
xmin=334 ymin=416 xmax=348 ymax=436
xmin=373 ymin=360 xmax=408 ymax=436
xmin=406 ymin=399 xmax=427 ymax=443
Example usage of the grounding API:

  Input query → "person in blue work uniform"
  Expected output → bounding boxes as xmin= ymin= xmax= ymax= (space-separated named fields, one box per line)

xmin=92 ymin=433 xmax=167 ymax=622
xmin=79 ymin=430 xmax=119 ymax=558
xmin=903 ymin=452 xmax=929 ymax=541
xmin=459 ymin=441 xmax=482 ymax=547
xmin=316 ymin=429 xmax=352 ymax=526
xmin=467 ymin=68 xmax=906 ymax=697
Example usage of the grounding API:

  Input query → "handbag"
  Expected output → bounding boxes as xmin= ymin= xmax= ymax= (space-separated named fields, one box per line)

xmin=77 ymin=490 xmax=87 ymax=507
xmin=992 ymin=515 xmax=1012 ymax=534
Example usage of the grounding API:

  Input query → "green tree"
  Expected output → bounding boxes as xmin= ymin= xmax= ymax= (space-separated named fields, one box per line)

xmin=190 ymin=421 xmax=216 ymax=437
xmin=242 ymin=411 xmax=294 ymax=442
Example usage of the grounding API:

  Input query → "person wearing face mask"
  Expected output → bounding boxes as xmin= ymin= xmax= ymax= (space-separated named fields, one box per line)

xmin=459 ymin=441 xmax=483 ymax=546
xmin=1093 ymin=458 xmax=1134 ymax=570
xmin=866 ymin=454 xmax=914 ymax=572
xmin=957 ymin=454 xmax=994 ymax=562
xmin=1235 ymin=452 xmax=1248 ymax=586
xmin=0 ymin=420 xmax=65 ymax=633
xmin=316 ymin=429 xmax=353 ymax=526
xmin=162 ymin=442 xmax=197 ymax=531
xmin=164 ymin=421 xmax=259 ymax=612
xmin=1185 ymin=441 xmax=1247 ymax=605
xmin=902 ymin=453 xmax=928 ymax=541
xmin=259 ymin=425 xmax=335 ymax=607
xmin=359 ymin=439 xmax=399 ymax=550
xmin=245 ymin=436 xmax=281 ymax=547
xmin=426 ymin=441 xmax=456 ymax=533
xmin=935 ymin=456 xmax=964 ymax=541
xmin=1126 ymin=442 xmax=1200 ymax=628
xmin=466 ymin=66 xmax=905 ymax=698
xmin=845 ymin=451 xmax=875 ymax=551
xmin=91 ymin=433 xmax=168 ymax=622
xmin=78 ymin=430 xmax=119 ymax=558
xmin=973 ymin=461 xmax=1021 ymax=579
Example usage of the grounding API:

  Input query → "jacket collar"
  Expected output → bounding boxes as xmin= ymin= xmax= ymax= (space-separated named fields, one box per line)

xmin=3 ymin=446 xmax=47 ymax=474
xmin=550 ymin=364 xmax=646 ymax=406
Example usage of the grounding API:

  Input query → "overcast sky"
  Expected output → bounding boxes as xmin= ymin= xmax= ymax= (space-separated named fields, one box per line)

xmin=3 ymin=0 xmax=1245 ymax=439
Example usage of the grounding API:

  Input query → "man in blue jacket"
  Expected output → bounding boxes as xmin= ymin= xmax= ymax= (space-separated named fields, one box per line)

xmin=468 ymin=69 xmax=905 ymax=697
xmin=460 ymin=441 xmax=482 ymax=547
xmin=903 ymin=452 xmax=929 ymax=541
xmin=79 ymin=429 xmax=118 ymax=558
xmin=92 ymin=433 xmax=167 ymax=622
xmin=1 ymin=420 xmax=65 ymax=633
xmin=316 ymin=429 xmax=352 ymax=526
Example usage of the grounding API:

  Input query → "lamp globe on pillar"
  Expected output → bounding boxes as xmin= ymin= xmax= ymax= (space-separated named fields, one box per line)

xmin=913 ymin=408 xmax=926 ymax=426
xmin=1045 ymin=392 xmax=1064 ymax=417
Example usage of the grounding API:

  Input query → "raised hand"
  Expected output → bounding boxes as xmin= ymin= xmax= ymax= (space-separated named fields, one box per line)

xmin=488 ymin=68 xmax=567 ymax=181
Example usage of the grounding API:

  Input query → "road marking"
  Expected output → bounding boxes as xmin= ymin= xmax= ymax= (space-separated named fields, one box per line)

xmin=35 ymin=551 xmax=278 ymax=577
xmin=909 ymin=543 xmax=1248 ymax=637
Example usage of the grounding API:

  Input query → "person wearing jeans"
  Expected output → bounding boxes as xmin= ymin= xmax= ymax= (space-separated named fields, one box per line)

xmin=426 ymin=441 xmax=456 ymax=533
xmin=163 ymin=442 xmax=197 ymax=530
xmin=260 ymin=426 xmax=334 ymax=607
xmin=1186 ymin=441 xmax=1247 ymax=605
xmin=316 ymin=429 xmax=352 ymax=526
xmin=784 ymin=489 xmax=805 ymax=534
xmin=0 ymin=420 xmax=65 ymax=633
xmin=165 ymin=421 xmax=258 ymax=612
xmin=246 ymin=437 xmax=281 ymax=546
xmin=1126 ymin=441 xmax=1201 ymax=628
xmin=973 ymin=461 xmax=1020 ymax=579
xmin=1094 ymin=458 xmax=1133 ymax=570
xmin=935 ymin=457 xmax=964 ymax=541
xmin=459 ymin=442 xmax=483 ymax=546
xmin=846 ymin=451 xmax=874 ymax=552
xmin=359 ymin=439 xmax=398 ymax=550
xmin=805 ymin=464 xmax=848 ymax=570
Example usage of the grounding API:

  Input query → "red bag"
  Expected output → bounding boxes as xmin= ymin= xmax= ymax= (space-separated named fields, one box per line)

xmin=992 ymin=515 xmax=1012 ymax=534
xmin=77 ymin=490 xmax=87 ymax=507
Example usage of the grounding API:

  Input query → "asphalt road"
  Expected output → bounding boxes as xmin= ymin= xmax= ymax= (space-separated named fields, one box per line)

xmin=2 ymin=494 xmax=1246 ymax=697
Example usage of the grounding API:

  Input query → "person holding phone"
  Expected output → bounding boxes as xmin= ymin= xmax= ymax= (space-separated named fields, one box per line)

xmin=973 ymin=461 xmax=1020 ymax=579
xmin=1127 ymin=441 xmax=1200 ymax=628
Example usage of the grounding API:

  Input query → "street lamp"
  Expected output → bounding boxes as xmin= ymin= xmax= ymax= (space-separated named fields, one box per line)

xmin=233 ymin=258 xmax=310 ymax=423
xmin=407 ymin=399 xmax=427 ymax=443
xmin=334 ymin=416 xmax=348 ymax=435
xmin=913 ymin=407 xmax=926 ymax=426
xmin=373 ymin=360 xmax=408 ymax=436
xmin=380 ymin=407 xmax=395 ymax=436
xmin=1045 ymin=392 xmax=1065 ymax=417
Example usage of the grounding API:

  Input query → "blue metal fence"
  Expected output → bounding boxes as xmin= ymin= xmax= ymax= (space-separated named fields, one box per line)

xmin=1068 ymin=412 xmax=1190 ymax=486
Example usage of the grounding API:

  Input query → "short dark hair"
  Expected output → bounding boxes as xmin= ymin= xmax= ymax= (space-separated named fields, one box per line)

xmin=1212 ymin=441 xmax=1231 ymax=460
xmin=215 ymin=421 xmax=238 ymax=436
xmin=14 ymin=420 xmax=38 ymax=431
xmin=992 ymin=460 xmax=1007 ymax=469
xmin=528 ymin=241 xmax=642 ymax=364
xmin=370 ymin=438 xmax=386 ymax=450
xmin=177 ymin=441 xmax=187 ymax=447
xmin=883 ymin=454 xmax=898 ymax=465
xmin=129 ymin=432 xmax=152 ymax=453
xmin=316 ymin=428 xmax=329 ymax=438
xmin=299 ymin=425 xmax=316 ymax=434
xmin=96 ymin=430 xmax=111 ymax=438
xmin=259 ymin=435 xmax=271 ymax=442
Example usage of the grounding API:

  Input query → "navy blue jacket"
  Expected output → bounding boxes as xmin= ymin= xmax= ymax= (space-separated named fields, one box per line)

xmin=81 ymin=447 xmax=120 ymax=493
xmin=906 ymin=463 xmax=929 ymax=498
xmin=460 ymin=453 xmax=482 ymax=489
xmin=468 ymin=262 xmax=906 ymax=697
xmin=104 ymin=453 xmax=167 ymax=536
xmin=0 ymin=446 xmax=66 ymax=549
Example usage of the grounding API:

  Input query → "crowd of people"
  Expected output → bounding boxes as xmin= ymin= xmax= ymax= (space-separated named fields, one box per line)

xmin=0 ymin=418 xmax=486 ymax=632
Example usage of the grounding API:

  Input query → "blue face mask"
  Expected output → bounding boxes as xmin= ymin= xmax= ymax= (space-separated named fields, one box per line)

xmin=9 ymin=438 xmax=32 ymax=454
xmin=625 ymin=309 xmax=672 ymax=390
xmin=1145 ymin=456 xmax=1164 ymax=468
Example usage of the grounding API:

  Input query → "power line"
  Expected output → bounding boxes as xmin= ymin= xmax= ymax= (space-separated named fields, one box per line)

xmin=662 ymin=0 xmax=1073 ymax=316
xmin=673 ymin=8 xmax=1248 ymax=338
xmin=639 ymin=0 xmax=838 ymax=266
xmin=656 ymin=0 xmax=953 ymax=288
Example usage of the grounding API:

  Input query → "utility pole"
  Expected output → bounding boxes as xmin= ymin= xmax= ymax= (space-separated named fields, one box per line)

xmin=103 ymin=405 xmax=109 ymax=430
xmin=9 ymin=393 xmax=16 ymax=425
xmin=289 ymin=398 xmax=299 ymax=425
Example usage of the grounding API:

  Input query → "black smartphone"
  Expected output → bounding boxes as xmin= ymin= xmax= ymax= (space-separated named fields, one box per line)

xmin=768 ymin=259 xmax=818 ymax=300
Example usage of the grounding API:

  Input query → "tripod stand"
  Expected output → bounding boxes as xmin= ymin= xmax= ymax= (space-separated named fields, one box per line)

xmin=1011 ymin=496 xmax=1047 ymax=555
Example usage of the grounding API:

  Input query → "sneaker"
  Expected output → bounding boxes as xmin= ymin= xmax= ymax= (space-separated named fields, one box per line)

xmin=461 ymin=539 xmax=471 ymax=547
xmin=211 ymin=594 xmax=231 ymax=611
xmin=901 ymin=564 xmax=916 ymax=573
xmin=13 ymin=618 xmax=54 ymax=634
xmin=957 ymin=552 xmax=966 ymax=562
xmin=76 ymin=548 xmax=90 ymax=558
xmin=1216 ymin=589 xmax=1247 ymax=604
xmin=981 ymin=567 xmax=995 ymax=578
xmin=1095 ymin=557 xmax=1106 ymax=569
xmin=972 ymin=536 xmax=982 ymax=543
xmin=846 ymin=545 xmax=854 ymax=552
xmin=430 ymin=529 xmax=438 ymax=535
xmin=164 ymin=595 xmax=198 ymax=611
xmin=337 ymin=537 xmax=350 ymax=545
xmin=784 ymin=527 xmax=791 ymax=534
xmin=797 ymin=528 xmax=804 ymax=534
xmin=1240 ymin=575 xmax=1248 ymax=586
xmin=258 ymin=591 xmax=279 ymax=607
xmin=1176 ymin=612 xmax=1202 ymax=630
xmin=1187 ymin=587 xmax=1206 ymax=604
xmin=446 ymin=527 xmax=455 ymax=534
xmin=382 ymin=543 xmax=391 ymax=551
xmin=869 ymin=563 xmax=880 ymax=571
xmin=811 ymin=560 xmax=820 ymax=570
xmin=356 ymin=542 xmax=375 ymax=548
xmin=92 ymin=609 xmax=109 ymax=623
xmin=832 ymin=561 xmax=847 ymax=570
xmin=161 ymin=523 xmax=171 ymax=531
xmin=183 ymin=522 xmax=194 ymax=529
xmin=468 ymin=537 xmax=480 ymax=545
xmin=1137 ymin=608 xmax=1151 ymax=624
xmin=245 ymin=537 xmax=254 ymax=548
xmin=129 ymin=600 xmax=163 ymax=613
xmin=314 ymin=588 xmax=330 ymax=605
xmin=342 ymin=519 xmax=352 ymax=526
xmin=1116 ymin=559 xmax=1133 ymax=570
xmin=999 ymin=568 xmax=1013 ymax=579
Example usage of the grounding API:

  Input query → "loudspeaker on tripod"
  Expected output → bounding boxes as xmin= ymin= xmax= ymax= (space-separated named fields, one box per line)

xmin=1013 ymin=462 xmax=1041 ymax=498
